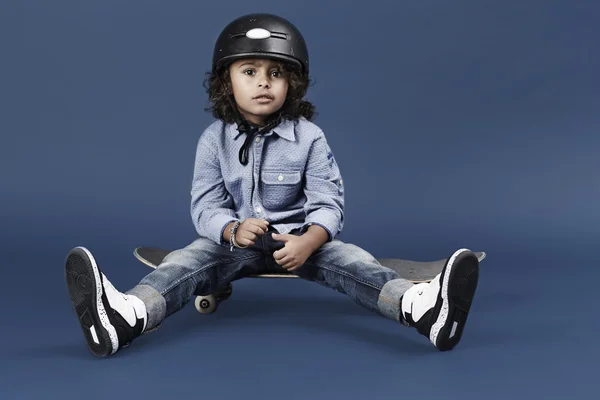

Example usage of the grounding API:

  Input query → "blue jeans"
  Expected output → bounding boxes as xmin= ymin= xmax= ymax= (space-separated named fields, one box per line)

xmin=126 ymin=227 xmax=414 ymax=331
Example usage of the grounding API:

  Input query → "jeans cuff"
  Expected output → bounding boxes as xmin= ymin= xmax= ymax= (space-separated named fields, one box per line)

xmin=377 ymin=278 xmax=413 ymax=322
xmin=126 ymin=284 xmax=166 ymax=331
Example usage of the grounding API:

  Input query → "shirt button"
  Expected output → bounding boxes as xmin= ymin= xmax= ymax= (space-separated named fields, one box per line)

xmin=255 ymin=137 xmax=261 ymax=143
xmin=256 ymin=207 xmax=262 ymax=213
xmin=278 ymin=175 xmax=283 ymax=181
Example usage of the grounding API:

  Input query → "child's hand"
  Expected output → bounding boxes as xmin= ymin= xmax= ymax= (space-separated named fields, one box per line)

xmin=272 ymin=233 xmax=313 ymax=271
xmin=234 ymin=218 xmax=270 ymax=247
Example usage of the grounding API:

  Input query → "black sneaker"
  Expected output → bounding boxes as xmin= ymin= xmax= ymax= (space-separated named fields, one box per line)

xmin=400 ymin=248 xmax=479 ymax=351
xmin=65 ymin=246 xmax=147 ymax=357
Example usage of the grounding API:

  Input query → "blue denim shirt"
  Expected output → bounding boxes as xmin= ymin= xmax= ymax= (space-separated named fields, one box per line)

xmin=190 ymin=117 xmax=345 ymax=246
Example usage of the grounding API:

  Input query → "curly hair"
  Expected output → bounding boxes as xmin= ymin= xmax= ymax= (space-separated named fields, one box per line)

xmin=203 ymin=61 xmax=317 ymax=126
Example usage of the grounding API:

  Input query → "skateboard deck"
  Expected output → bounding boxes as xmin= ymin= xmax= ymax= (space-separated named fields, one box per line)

xmin=133 ymin=246 xmax=486 ymax=314
xmin=134 ymin=246 xmax=486 ymax=283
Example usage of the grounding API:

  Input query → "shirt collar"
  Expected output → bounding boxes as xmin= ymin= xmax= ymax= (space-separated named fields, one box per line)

xmin=229 ymin=118 xmax=296 ymax=142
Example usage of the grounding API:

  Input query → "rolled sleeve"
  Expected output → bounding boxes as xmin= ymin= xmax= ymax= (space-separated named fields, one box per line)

xmin=190 ymin=137 xmax=239 ymax=245
xmin=301 ymin=131 xmax=345 ymax=241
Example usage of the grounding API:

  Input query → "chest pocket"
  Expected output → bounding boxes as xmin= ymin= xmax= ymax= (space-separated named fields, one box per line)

xmin=260 ymin=170 xmax=303 ymax=210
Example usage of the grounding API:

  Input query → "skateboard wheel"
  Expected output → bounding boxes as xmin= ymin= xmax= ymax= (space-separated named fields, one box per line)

xmin=194 ymin=295 xmax=217 ymax=314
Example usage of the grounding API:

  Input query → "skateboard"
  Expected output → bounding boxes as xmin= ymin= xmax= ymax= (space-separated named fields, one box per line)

xmin=133 ymin=246 xmax=486 ymax=314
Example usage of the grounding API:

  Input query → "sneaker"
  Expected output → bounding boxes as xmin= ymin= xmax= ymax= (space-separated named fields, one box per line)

xmin=400 ymin=248 xmax=479 ymax=351
xmin=64 ymin=246 xmax=147 ymax=357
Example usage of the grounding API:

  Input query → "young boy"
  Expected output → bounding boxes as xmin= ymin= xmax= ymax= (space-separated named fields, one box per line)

xmin=64 ymin=13 xmax=480 ymax=357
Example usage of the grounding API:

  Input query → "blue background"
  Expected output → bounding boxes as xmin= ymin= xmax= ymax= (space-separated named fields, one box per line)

xmin=2 ymin=0 xmax=598 ymax=398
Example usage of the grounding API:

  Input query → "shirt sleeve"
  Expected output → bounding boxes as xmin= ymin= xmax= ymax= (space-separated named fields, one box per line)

xmin=300 ymin=130 xmax=345 ymax=241
xmin=190 ymin=136 xmax=239 ymax=245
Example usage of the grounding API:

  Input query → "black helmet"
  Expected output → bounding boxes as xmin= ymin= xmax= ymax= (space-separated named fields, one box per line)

xmin=212 ymin=13 xmax=309 ymax=75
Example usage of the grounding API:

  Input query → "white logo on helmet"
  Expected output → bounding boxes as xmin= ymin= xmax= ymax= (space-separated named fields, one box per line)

xmin=246 ymin=28 xmax=271 ymax=39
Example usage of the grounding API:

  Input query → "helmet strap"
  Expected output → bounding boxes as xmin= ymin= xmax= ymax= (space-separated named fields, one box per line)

xmin=236 ymin=109 xmax=283 ymax=166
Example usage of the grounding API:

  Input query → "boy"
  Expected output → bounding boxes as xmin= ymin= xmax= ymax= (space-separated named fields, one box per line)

xmin=65 ymin=13 xmax=480 ymax=357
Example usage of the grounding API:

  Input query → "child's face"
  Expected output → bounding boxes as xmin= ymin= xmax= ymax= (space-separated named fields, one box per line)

xmin=228 ymin=58 xmax=289 ymax=126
